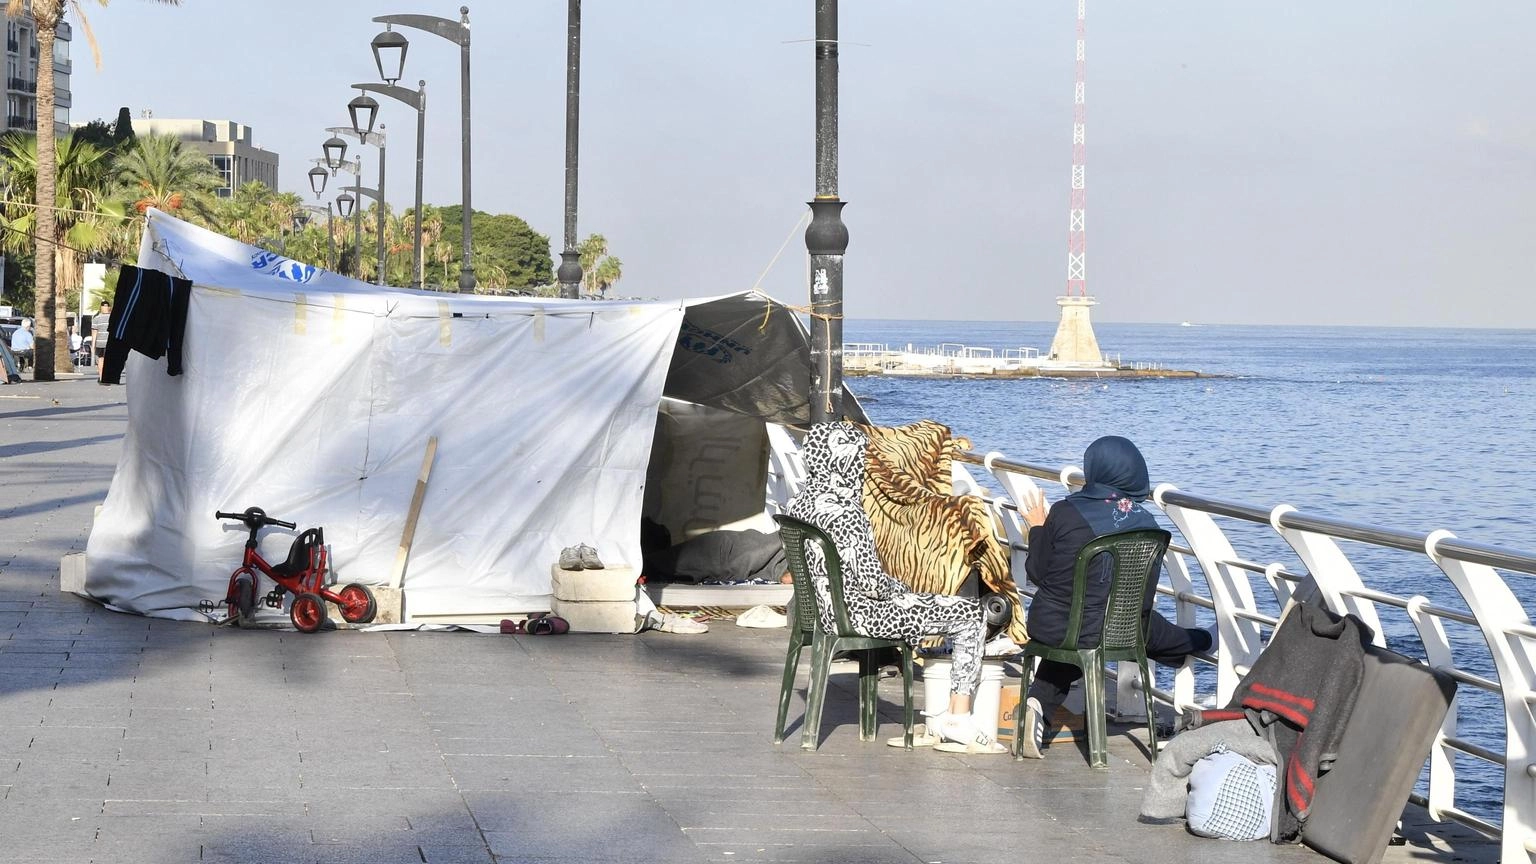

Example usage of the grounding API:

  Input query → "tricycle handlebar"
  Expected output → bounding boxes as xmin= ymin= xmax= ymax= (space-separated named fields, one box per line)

xmin=214 ymin=507 xmax=297 ymax=530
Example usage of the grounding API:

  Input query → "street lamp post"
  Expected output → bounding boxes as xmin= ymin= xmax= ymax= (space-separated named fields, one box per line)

xmin=556 ymin=0 xmax=582 ymax=299
xmin=804 ymin=0 xmax=849 ymax=424
xmin=351 ymin=80 xmax=427 ymax=290
xmin=372 ymin=8 xmax=474 ymax=292
xmin=317 ymin=152 xmax=365 ymax=279
xmin=307 ymin=168 xmax=337 ymax=271
xmin=329 ymin=120 xmax=389 ymax=286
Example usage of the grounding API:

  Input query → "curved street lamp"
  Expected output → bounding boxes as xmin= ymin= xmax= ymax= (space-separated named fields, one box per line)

xmin=317 ymin=153 xmax=365 ymax=279
xmin=372 ymin=7 xmax=474 ymax=292
xmin=348 ymin=93 xmax=381 ymax=137
xmin=300 ymin=201 xmax=336 ymax=272
xmin=322 ymin=136 xmax=349 ymax=171
xmin=351 ymin=79 xmax=427 ymax=289
xmin=335 ymin=192 xmax=356 ymax=218
xmin=329 ymin=121 xmax=388 ymax=287
xmin=371 ymin=25 xmax=409 ymax=84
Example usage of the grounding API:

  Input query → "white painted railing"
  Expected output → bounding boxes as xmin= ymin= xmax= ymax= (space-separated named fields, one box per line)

xmin=964 ymin=449 xmax=1536 ymax=863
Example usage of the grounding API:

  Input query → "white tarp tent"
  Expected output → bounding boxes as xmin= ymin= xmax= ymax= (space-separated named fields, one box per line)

xmin=85 ymin=209 xmax=849 ymax=622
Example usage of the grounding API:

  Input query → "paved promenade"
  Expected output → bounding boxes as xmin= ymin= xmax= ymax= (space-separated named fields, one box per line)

xmin=0 ymin=379 xmax=1496 ymax=863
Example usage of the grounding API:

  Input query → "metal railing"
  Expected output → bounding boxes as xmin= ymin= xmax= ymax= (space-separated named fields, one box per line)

xmin=959 ymin=447 xmax=1535 ymax=863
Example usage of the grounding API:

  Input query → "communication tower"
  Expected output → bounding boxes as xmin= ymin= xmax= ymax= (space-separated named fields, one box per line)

xmin=1046 ymin=0 xmax=1105 ymax=365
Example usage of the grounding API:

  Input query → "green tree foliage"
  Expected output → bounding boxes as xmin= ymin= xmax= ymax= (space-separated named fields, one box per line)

xmin=115 ymin=132 xmax=221 ymax=221
xmin=72 ymin=119 xmax=115 ymax=152
xmin=578 ymin=233 xmax=624 ymax=296
xmin=437 ymin=205 xmax=553 ymax=292
xmin=0 ymin=132 xmax=124 ymax=325
xmin=112 ymin=106 xmax=136 ymax=147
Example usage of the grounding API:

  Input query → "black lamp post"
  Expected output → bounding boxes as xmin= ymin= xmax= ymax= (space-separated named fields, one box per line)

xmin=348 ymin=93 xmax=380 ymax=137
xmin=352 ymin=79 xmax=428 ymax=290
xmin=307 ymin=168 xmax=336 ymax=271
xmin=804 ymin=0 xmax=849 ymax=424
xmin=556 ymin=0 xmax=582 ymax=299
xmin=336 ymin=192 xmax=355 ymax=219
xmin=329 ymin=119 xmax=388 ymax=287
xmin=319 ymin=152 xmax=365 ymax=279
xmin=372 ymin=7 xmax=474 ymax=292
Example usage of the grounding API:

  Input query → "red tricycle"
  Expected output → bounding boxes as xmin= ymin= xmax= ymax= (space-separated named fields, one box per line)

xmin=216 ymin=506 xmax=377 ymax=633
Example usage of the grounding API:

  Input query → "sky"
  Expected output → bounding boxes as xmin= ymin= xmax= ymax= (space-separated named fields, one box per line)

xmin=69 ymin=1 xmax=1536 ymax=327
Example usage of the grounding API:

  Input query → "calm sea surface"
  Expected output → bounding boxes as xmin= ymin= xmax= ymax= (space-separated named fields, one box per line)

xmin=843 ymin=320 xmax=1535 ymax=815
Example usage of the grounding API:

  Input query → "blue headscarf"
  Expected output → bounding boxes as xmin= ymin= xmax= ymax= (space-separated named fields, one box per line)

xmin=1065 ymin=435 xmax=1156 ymax=535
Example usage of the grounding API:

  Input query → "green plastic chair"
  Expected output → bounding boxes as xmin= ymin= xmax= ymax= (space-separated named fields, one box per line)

xmin=773 ymin=514 xmax=916 ymax=751
xmin=1014 ymin=528 xmax=1171 ymax=767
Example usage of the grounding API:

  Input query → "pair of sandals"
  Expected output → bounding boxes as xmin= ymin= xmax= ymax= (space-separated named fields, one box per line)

xmin=499 ymin=612 xmax=570 ymax=635
xmin=886 ymin=711 xmax=1008 ymax=754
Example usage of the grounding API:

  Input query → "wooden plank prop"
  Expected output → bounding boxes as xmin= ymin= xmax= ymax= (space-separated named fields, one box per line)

xmin=389 ymin=437 xmax=438 ymax=590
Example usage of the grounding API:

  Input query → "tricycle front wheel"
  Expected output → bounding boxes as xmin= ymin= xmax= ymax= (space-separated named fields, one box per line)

xmin=336 ymin=584 xmax=378 ymax=624
xmin=290 ymin=592 xmax=328 ymax=633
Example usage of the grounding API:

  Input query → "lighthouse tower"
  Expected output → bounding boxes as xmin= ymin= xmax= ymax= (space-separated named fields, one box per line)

xmin=1046 ymin=0 xmax=1106 ymax=366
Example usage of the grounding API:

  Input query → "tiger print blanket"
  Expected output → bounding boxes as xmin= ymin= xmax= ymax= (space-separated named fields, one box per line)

xmin=859 ymin=420 xmax=1029 ymax=642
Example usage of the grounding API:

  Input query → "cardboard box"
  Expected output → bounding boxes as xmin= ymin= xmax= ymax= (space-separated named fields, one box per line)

xmin=996 ymin=684 xmax=1086 ymax=744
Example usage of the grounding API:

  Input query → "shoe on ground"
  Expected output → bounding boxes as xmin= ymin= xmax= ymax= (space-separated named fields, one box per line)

xmin=932 ymin=711 xmax=1007 ymax=755
xmin=655 ymin=612 xmax=707 ymax=634
xmin=887 ymin=722 xmax=940 ymax=748
xmin=1017 ymin=697 xmax=1045 ymax=759
xmin=577 ymin=543 xmax=604 ymax=569
xmin=558 ymin=546 xmax=583 ymax=570
xmin=735 ymin=604 xmax=787 ymax=629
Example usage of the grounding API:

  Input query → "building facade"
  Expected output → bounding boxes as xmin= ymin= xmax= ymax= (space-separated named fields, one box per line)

xmin=132 ymin=119 xmax=280 ymax=198
xmin=4 ymin=12 xmax=72 ymax=136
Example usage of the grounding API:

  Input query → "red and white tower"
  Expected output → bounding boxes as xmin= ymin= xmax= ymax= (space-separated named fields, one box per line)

xmin=1047 ymin=0 xmax=1106 ymax=365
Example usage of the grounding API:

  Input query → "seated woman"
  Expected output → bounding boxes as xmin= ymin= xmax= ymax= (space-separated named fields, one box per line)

xmin=788 ymin=422 xmax=1004 ymax=754
xmin=1016 ymin=435 xmax=1213 ymax=759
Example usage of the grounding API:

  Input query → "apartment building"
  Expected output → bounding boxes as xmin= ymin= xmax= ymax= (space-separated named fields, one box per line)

xmin=133 ymin=118 xmax=280 ymax=198
xmin=3 ymin=12 xmax=72 ymax=136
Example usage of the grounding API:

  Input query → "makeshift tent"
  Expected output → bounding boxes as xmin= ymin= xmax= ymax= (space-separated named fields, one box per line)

xmin=85 ymin=209 xmax=857 ymax=622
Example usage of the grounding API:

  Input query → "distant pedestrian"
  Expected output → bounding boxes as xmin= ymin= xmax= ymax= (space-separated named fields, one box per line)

xmin=93 ymin=301 xmax=111 ymax=379
xmin=9 ymin=317 xmax=34 ymax=370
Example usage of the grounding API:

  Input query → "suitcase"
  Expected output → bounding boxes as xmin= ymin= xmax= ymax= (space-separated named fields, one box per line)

xmin=1303 ymin=645 xmax=1456 ymax=864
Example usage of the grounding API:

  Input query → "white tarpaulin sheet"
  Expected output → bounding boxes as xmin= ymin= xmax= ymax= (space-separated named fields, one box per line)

xmin=85 ymin=210 xmax=841 ymax=621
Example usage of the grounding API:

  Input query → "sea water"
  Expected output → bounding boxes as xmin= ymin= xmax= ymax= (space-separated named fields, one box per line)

xmin=844 ymin=320 xmax=1536 ymax=819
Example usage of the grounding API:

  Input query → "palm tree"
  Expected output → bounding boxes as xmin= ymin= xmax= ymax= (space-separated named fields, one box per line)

xmin=591 ymin=255 xmax=624 ymax=296
xmin=0 ymin=132 xmax=124 ymax=330
xmin=114 ymin=132 xmax=220 ymax=222
xmin=8 ymin=0 xmax=183 ymax=378
xmin=577 ymin=233 xmax=623 ymax=296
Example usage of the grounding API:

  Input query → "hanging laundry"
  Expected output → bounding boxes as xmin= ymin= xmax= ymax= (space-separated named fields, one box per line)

xmin=101 ymin=264 xmax=192 ymax=384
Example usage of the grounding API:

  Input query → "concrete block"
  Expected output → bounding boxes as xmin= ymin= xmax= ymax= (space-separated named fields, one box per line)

xmin=550 ymin=596 xmax=639 ymax=634
xmin=324 ymin=585 xmax=403 ymax=628
xmin=59 ymin=552 xmax=87 ymax=593
xmin=550 ymin=565 xmax=636 ymax=602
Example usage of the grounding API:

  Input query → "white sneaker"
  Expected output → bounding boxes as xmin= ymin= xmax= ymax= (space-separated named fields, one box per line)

xmin=656 ymin=613 xmax=708 ymax=634
xmin=933 ymin=712 xmax=1007 ymax=755
xmin=1017 ymin=697 xmax=1046 ymax=759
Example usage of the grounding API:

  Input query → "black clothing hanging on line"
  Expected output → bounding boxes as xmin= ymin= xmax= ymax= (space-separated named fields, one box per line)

xmin=101 ymin=264 xmax=192 ymax=384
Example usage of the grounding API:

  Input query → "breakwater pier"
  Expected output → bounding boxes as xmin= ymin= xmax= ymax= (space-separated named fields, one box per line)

xmin=843 ymin=342 xmax=1208 ymax=380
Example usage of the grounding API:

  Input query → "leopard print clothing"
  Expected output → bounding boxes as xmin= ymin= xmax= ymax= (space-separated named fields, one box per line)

xmin=786 ymin=422 xmax=987 ymax=697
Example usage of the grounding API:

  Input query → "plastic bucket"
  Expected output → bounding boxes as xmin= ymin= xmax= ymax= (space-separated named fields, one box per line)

xmin=921 ymin=658 xmax=1007 ymax=724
